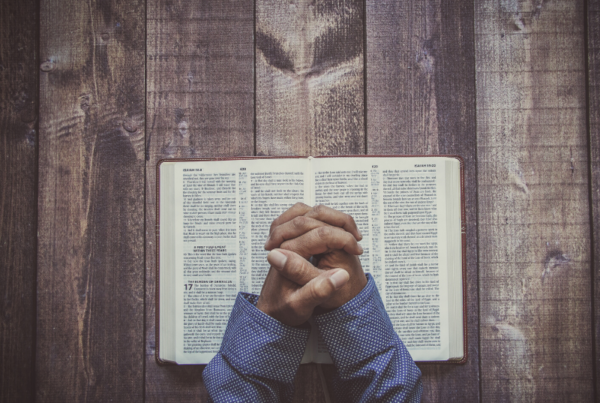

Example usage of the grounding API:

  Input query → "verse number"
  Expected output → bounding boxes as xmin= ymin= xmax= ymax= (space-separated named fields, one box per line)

xmin=184 ymin=283 xmax=194 ymax=291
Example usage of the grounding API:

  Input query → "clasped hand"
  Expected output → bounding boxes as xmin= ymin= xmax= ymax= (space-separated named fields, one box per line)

xmin=256 ymin=203 xmax=367 ymax=327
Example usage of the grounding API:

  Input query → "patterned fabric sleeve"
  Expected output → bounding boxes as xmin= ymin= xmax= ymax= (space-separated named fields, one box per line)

xmin=314 ymin=273 xmax=423 ymax=402
xmin=203 ymin=292 xmax=310 ymax=403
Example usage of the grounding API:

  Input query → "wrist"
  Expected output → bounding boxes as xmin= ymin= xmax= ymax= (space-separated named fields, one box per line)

xmin=256 ymin=296 xmax=311 ymax=328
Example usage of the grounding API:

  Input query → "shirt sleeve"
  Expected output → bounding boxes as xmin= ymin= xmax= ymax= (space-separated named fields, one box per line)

xmin=314 ymin=273 xmax=423 ymax=402
xmin=202 ymin=292 xmax=310 ymax=403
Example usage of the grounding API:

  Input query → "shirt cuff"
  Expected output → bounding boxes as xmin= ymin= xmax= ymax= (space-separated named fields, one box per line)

xmin=219 ymin=292 xmax=310 ymax=383
xmin=313 ymin=273 xmax=399 ymax=369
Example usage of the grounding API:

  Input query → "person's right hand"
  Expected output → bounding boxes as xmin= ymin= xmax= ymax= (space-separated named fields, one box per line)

xmin=264 ymin=203 xmax=367 ymax=311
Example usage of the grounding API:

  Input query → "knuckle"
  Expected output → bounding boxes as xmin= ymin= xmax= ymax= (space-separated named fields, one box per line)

xmin=279 ymin=239 xmax=296 ymax=252
xmin=315 ymin=225 xmax=332 ymax=239
xmin=285 ymin=254 xmax=300 ymax=273
xmin=336 ymin=231 xmax=354 ymax=249
xmin=294 ymin=202 xmax=308 ymax=210
xmin=289 ymin=254 xmax=312 ymax=280
xmin=313 ymin=204 xmax=326 ymax=215
xmin=311 ymin=282 xmax=330 ymax=300
xmin=292 ymin=216 xmax=308 ymax=229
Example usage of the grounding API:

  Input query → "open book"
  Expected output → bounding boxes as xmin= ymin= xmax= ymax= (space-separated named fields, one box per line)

xmin=157 ymin=156 xmax=466 ymax=365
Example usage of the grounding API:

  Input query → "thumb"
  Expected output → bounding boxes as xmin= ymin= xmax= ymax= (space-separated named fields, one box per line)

xmin=293 ymin=269 xmax=349 ymax=310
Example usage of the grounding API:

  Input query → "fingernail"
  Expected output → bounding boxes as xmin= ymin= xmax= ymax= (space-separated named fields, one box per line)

xmin=330 ymin=270 xmax=349 ymax=290
xmin=357 ymin=228 xmax=363 ymax=240
xmin=357 ymin=243 xmax=364 ymax=254
xmin=268 ymin=249 xmax=287 ymax=268
xmin=264 ymin=235 xmax=271 ymax=249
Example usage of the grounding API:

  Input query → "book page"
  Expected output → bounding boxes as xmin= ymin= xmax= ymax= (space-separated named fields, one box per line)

xmin=312 ymin=157 xmax=450 ymax=361
xmin=172 ymin=159 xmax=309 ymax=364
xmin=378 ymin=159 xmax=449 ymax=361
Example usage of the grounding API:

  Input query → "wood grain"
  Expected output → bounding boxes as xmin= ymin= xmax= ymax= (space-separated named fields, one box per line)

xmin=255 ymin=1 xmax=364 ymax=400
xmin=145 ymin=0 xmax=254 ymax=400
xmin=0 ymin=0 xmax=38 ymax=401
xmin=589 ymin=0 xmax=600 ymax=397
xmin=1 ymin=1 xmax=592 ymax=401
xmin=37 ymin=0 xmax=145 ymax=401
xmin=476 ymin=1 xmax=593 ymax=401
xmin=366 ymin=1 xmax=479 ymax=401
xmin=256 ymin=0 xmax=365 ymax=156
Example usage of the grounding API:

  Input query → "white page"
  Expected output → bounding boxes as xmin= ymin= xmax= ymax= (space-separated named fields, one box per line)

xmin=173 ymin=158 xmax=309 ymax=364
xmin=312 ymin=157 xmax=450 ymax=362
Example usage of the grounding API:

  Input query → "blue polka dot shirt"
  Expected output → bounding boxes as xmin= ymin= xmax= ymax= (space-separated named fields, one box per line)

xmin=203 ymin=274 xmax=423 ymax=402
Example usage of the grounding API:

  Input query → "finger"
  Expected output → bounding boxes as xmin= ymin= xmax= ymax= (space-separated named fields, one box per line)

xmin=265 ymin=216 xmax=331 ymax=250
xmin=269 ymin=202 xmax=312 ymax=236
xmin=292 ymin=269 xmax=349 ymax=310
xmin=304 ymin=205 xmax=362 ymax=241
xmin=280 ymin=226 xmax=364 ymax=258
xmin=267 ymin=248 xmax=322 ymax=286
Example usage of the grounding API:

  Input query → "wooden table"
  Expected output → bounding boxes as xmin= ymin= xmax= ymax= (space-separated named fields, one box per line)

xmin=1 ymin=0 xmax=599 ymax=401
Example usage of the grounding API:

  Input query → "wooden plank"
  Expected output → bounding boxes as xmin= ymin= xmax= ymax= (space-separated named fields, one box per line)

xmin=37 ymin=0 xmax=146 ymax=401
xmin=589 ymin=0 xmax=600 ymax=397
xmin=145 ymin=0 xmax=254 ymax=400
xmin=366 ymin=0 xmax=479 ymax=401
xmin=0 ymin=0 xmax=38 ymax=401
xmin=255 ymin=1 xmax=364 ymax=400
xmin=256 ymin=0 xmax=365 ymax=157
xmin=475 ymin=1 xmax=593 ymax=401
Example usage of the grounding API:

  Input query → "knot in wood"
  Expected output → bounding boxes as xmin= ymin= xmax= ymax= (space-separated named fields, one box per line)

xmin=79 ymin=94 xmax=91 ymax=111
xmin=40 ymin=60 xmax=55 ymax=72
xmin=178 ymin=121 xmax=189 ymax=137
xmin=123 ymin=118 xmax=138 ymax=133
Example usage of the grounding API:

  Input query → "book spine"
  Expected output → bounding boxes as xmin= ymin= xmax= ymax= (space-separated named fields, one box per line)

xmin=308 ymin=156 xmax=314 ymax=206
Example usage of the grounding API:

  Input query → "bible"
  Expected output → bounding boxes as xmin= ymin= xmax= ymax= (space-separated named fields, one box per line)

xmin=156 ymin=155 xmax=467 ymax=365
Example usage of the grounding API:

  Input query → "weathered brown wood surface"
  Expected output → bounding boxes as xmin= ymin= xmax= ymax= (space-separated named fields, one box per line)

xmin=0 ymin=0 xmax=38 ymax=402
xmin=366 ymin=1 xmax=479 ymax=401
xmin=145 ymin=0 xmax=254 ymax=400
xmin=590 ymin=0 xmax=600 ymax=397
xmin=256 ymin=0 xmax=365 ymax=157
xmin=476 ymin=0 xmax=593 ymax=401
xmin=36 ymin=0 xmax=146 ymax=401
xmin=2 ymin=0 xmax=600 ymax=401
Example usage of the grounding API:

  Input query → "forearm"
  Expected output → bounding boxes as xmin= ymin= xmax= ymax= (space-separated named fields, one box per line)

xmin=314 ymin=274 xmax=423 ymax=402
xmin=203 ymin=293 xmax=309 ymax=403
